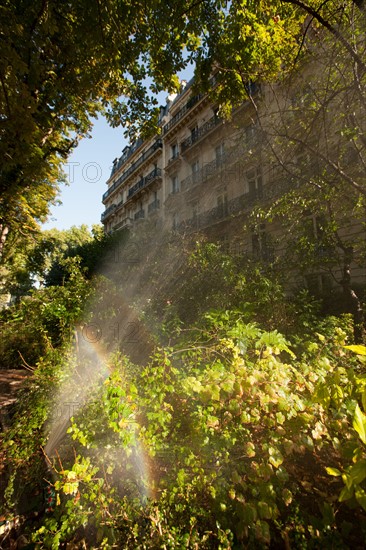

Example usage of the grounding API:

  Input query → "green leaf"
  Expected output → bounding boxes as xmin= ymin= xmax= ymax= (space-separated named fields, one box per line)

xmin=255 ymin=520 xmax=271 ymax=543
xmin=244 ymin=442 xmax=256 ymax=457
xmin=276 ymin=412 xmax=286 ymax=425
xmin=326 ymin=467 xmax=341 ymax=477
xmin=349 ymin=460 xmax=366 ymax=485
xmin=268 ymin=446 xmax=283 ymax=468
xmin=344 ymin=345 xmax=366 ymax=356
xmin=257 ymin=501 xmax=272 ymax=519
xmin=355 ymin=487 xmax=366 ymax=511
xmin=339 ymin=485 xmax=354 ymax=502
xmin=320 ymin=502 xmax=335 ymax=525
xmin=353 ymin=404 xmax=366 ymax=444
xmin=240 ymin=503 xmax=257 ymax=524
xmin=282 ymin=488 xmax=292 ymax=506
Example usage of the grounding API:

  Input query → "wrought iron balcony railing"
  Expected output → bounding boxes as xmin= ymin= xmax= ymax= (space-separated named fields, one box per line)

xmin=103 ymin=139 xmax=162 ymax=202
xmin=101 ymin=203 xmax=116 ymax=222
xmin=163 ymin=75 xmax=218 ymax=135
xmin=127 ymin=167 xmax=162 ymax=200
xmin=163 ymin=93 xmax=204 ymax=135
xmin=177 ymin=189 xmax=264 ymax=232
xmin=181 ymin=115 xmax=221 ymax=153
xmin=179 ymin=147 xmax=242 ymax=192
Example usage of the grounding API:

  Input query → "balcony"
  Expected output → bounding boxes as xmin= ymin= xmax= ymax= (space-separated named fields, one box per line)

xmin=180 ymin=148 xmax=241 ymax=192
xmin=180 ymin=171 xmax=201 ymax=191
xmin=128 ymin=178 xmax=144 ymax=199
xmin=101 ymin=203 xmax=116 ymax=222
xmin=163 ymin=75 xmax=218 ymax=136
xmin=163 ymin=93 xmax=204 ymax=135
xmin=134 ymin=209 xmax=145 ymax=220
xmin=127 ymin=167 xmax=162 ymax=200
xmin=181 ymin=115 xmax=221 ymax=153
xmin=180 ymin=156 xmax=224 ymax=191
xmin=115 ymin=198 xmax=124 ymax=210
xmin=177 ymin=189 xmax=265 ymax=232
xmin=103 ymin=139 xmax=162 ymax=202
xmin=148 ymin=199 xmax=160 ymax=214
xmin=113 ymin=217 xmax=133 ymax=231
xmin=167 ymin=151 xmax=181 ymax=166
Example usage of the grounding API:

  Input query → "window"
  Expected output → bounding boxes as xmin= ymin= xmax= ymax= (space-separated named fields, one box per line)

xmin=290 ymin=85 xmax=313 ymax=111
xmin=294 ymin=148 xmax=310 ymax=171
xmin=171 ymin=143 xmax=179 ymax=160
xmin=246 ymin=167 xmax=263 ymax=199
xmin=171 ymin=175 xmax=179 ymax=194
xmin=305 ymin=273 xmax=332 ymax=296
xmin=191 ymin=124 xmax=198 ymax=138
xmin=215 ymin=142 xmax=225 ymax=166
xmin=219 ymin=235 xmax=230 ymax=254
xmin=231 ymin=240 xmax=245 ymax=257
xmin=303 ymin=213 xmax=334 ymax=258
xmin=217 ymin=191 xmax=228 ymax=218
xmin=245 ymin=124 xmax=256 ymax=146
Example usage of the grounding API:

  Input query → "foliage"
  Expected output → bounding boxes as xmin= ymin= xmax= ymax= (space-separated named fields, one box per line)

xmin=0 ymin=256 xmax=91 ymax=369
xmin=1 ymin=3 xmax=366 ymax=546
xmin=1 ymin=0 xmax=364 ymax=256
xmin=241 ymin=5 xmax=366 ymax=337
xmin=2 ymin=279 xmax=366 ymax=547
xmin=0 ymin=224 xmax=103 ymax=300
xmin=122 ymin=237 xmax=323 ymax=346
xmin=43 ymin=225 xmax=122 ymax=287
xmin=326 ymin=344 xmax=366 ymax=511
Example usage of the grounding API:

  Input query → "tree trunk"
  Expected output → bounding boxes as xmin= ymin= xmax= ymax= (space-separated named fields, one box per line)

xmin=340 ymin=246 xmax=364 ymax=343
xmin=0 ymin=224 xmax=9 ymax=261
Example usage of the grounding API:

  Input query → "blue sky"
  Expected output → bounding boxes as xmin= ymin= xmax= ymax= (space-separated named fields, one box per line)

xmin=43 ymin=117 xmax=127 ymax=231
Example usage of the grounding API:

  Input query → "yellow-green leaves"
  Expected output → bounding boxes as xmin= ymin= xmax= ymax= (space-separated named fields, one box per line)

xmin=353 ymin=404 xmax=366 ymax=445
xmin=345 ymin=345 xmax=366 ymax=356
xmin=326 ymin=466 xmax=341 ymax=476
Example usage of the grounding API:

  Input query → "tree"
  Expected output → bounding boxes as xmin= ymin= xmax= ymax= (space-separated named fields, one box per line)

xmin=0 ymin=224 xmax=105 ymax=301
xmin=244 ymin=9 xmax=366 ymax=339
xmin=43 ymin=224 xmax=120 ymax=287
xmin=0 ymin=0 xmax=193 ymax=258
xmin=0 ymin=2 xmax=344 ymax=249
xmin=1 ymin=0 xmax=364 ymax=266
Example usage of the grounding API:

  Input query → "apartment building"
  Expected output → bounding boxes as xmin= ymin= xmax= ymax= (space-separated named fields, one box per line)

xmin=101 ymin=76 xmax=366 ymax=294
xmin=102 ymin=80 xmax=266 ymax=247
xmin=101 ymin=134 xmax=163 ymax=233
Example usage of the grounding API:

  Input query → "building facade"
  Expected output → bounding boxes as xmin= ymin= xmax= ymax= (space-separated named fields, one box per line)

xmin=102 ymin=79 xmax=266 ymax=247
xmin=101 ymin=77 xmax=366 ymax=294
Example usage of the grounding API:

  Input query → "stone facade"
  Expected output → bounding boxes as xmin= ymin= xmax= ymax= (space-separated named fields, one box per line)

xmin=101 ymin=77 xmax=366 ymax=293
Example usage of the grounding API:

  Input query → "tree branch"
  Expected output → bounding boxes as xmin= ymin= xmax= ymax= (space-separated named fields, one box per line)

xmin=281 ymin=0 xmax=366 ymax=72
